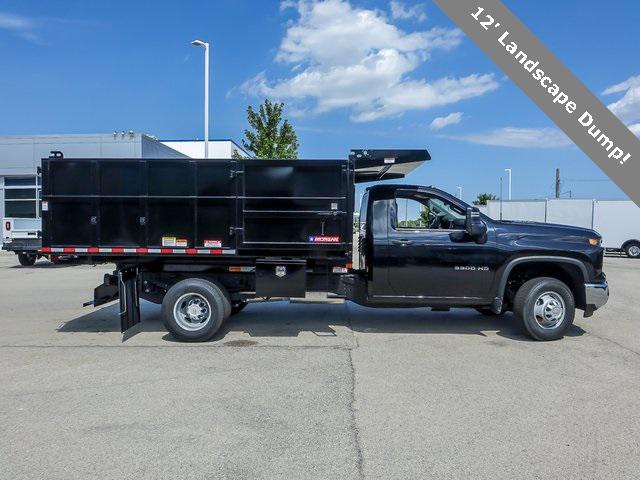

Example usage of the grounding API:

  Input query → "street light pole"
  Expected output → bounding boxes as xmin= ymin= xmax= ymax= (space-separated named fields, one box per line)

xmin=191 ymin=39 xmax=210 ymax=158
xmin=504 ymin=168 xmax=512 ymax=200
xmin=499 ymin=177 xmax=503 ymax=220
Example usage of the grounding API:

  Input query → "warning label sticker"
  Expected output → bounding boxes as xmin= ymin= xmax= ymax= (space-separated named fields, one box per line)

xmin=309 ymin=236 xmax=340 ymax=243
xmin=204 ymin=239 xmax=222 ymax=248
xmin=162 ymin=236 xmax=176 ymax=247
xmin=176 ymin=239 xmax=188 ymax=248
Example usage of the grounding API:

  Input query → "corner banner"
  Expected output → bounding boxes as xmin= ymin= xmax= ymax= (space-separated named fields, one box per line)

xmin=433 ymin=0 xmax=640 ymax=207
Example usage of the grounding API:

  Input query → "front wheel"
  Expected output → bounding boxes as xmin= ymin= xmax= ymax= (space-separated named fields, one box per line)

xmin=513 ymin=277 xmax=575 ymax=341
xmin=625 ymin=242 xmax=640 ymax=259
xmin=161 ymin=278 xmax=230 ymax=342
xmin=18 ymin=253 xmax=37 ymax=266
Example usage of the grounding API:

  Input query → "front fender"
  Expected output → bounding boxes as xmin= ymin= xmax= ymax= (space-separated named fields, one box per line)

xmin=491 ymin=256 xmax=589 ymax=312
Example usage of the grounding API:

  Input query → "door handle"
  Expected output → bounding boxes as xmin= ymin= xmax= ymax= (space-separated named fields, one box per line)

xmin=392 ymin=239 xmax=414 ymax=246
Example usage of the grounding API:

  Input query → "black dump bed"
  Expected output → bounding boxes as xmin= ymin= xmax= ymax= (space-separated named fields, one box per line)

xmin=40 ymin=149 xmax=428 ymax=259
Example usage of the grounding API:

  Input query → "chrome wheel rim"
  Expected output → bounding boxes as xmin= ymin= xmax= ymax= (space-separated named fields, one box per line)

xmin=629 ymin=245 xmax=640 ymax=257
xmin=173 ymin=293 xmax=211 ymax=331
xmin=533 ymin=291 xmax=565 ymax=329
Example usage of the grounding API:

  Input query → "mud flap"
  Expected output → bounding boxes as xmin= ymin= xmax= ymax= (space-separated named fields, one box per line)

xmin=118 ymin=268 xmax=141 ymax=333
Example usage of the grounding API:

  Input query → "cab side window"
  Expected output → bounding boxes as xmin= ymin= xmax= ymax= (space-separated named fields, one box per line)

xmin=394 ymin=193 xmax=466 ymax=231
xmin=395 ymin=198 xmax=430 ymax=229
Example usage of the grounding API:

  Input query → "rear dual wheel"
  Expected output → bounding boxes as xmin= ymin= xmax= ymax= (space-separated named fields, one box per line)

xmin=161 ymin=278 xmax=231 ymax=342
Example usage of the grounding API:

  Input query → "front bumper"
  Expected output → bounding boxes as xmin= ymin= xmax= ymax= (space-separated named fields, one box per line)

xmin=584 ymin=281 xmax=609 ymax=316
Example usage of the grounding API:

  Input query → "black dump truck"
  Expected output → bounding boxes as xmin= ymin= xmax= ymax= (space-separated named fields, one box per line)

xmin=40 ymin=149 xmax=608 ymax=342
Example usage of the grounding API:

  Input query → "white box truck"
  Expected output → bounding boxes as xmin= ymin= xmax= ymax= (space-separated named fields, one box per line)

xmin=2 ymin=217 xmax=42 ymax=265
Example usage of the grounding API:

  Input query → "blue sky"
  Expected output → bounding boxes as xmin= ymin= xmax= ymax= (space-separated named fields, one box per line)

xmin=1 ymin=0 xmax=639 ymax=202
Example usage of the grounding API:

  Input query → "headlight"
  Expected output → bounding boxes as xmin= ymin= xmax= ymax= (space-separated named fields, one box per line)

xmin=588 ymin=238 xmax=600 ymax=246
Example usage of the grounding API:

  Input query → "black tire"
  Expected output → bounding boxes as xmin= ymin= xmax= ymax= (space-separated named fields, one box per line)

xmin=18 ymin=253 xmax=36 ymax=267
xmin=624 ymin=241 xmax=640 ymax=259
xmin=513 ymin=277 xmax=575 ymax=341
xmin=231 ymin=301 xmax=248 ymax=315
xmin=161 ymin=278 xmax=229 ymax=342
xmin=209 ymin=279 xmax=232 ymax=319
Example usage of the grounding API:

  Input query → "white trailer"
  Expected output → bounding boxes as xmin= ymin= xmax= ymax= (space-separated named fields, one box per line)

xmin=592 ymin=201 xmax=640 ymax=257
xmin=483 ymin=199 xmax=640 ymax=258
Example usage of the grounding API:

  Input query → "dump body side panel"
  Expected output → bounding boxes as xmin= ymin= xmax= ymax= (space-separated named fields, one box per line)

xmin=41 ymin=157 xmax=354 ymax=259
xmin=240 ymin=159 xmax=353 ymax=251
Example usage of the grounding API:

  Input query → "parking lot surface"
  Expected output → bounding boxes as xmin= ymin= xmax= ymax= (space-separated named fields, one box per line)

xmin=1 ymin=253 xmax=639 ymax=479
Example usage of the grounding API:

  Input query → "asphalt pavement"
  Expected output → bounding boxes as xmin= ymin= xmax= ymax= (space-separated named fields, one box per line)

xmin=0 ymin=252 xmax=638 ymax=479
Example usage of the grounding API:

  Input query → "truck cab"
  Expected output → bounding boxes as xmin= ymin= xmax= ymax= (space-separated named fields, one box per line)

xmin=351 ymin=183 xmax=608 ymax=340
xmin=355 ymin=184 xmax=497 ymax=303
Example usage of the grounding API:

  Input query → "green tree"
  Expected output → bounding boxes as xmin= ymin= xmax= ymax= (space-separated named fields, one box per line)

xmin=419 ymin=207 xmax=431 ymax=226
xmin=231 ymin=148 xmax=245 ymax=160
xmin=240 ymin=99 xmax=299 ymax=159
xmin=473 ymin=193 xmax=497 ymax=206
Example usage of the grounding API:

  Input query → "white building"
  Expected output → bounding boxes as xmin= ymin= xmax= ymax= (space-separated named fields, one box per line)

xmin=161 ymin=139 xmax=248 ymax=158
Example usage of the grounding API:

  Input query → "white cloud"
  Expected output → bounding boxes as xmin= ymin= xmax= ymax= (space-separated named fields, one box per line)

xmin=448 ymin=127 xmax=572 ymax=149
xmin=275 ymin=0 xmax=454 ymax=66
xmin=603 ymin=75 xmax=640 ymax=136
xmin=603 ymin=75 xmax=640 ymax=96
xmin=0 ymin=12 xmax=33 ymax=30
xmin=390 ymin=1 xmax=427 ymax=22
xmin=441 ymin=75 xmax=640 ymax=147
xmin=241 ymin=0 xmax=498 ymax=122
xmin=438 ymin=75 xmax=640 ymax=149
xmin=280 ymin=0 xmax=298 ymax=11
xmin=0 ymin=12 xmax=38 ymax=41
xmin=429 ymin=112 xmax=463 ymax=130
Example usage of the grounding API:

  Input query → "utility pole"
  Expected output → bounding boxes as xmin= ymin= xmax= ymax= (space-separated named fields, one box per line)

xmin=555 ymin=168 xmax=561 ymax=198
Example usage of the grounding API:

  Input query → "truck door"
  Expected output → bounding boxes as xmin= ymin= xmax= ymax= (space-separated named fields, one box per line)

xmin=383 ymin=190 xmax=498 ymax=301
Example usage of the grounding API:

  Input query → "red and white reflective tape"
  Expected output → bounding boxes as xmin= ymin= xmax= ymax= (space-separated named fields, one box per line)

xmin=40 ymin=247 xmax=236 ymax=255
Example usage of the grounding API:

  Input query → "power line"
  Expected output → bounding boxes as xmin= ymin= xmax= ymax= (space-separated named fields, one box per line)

xmin=563 ymin=178 xmax=612 ymax=183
